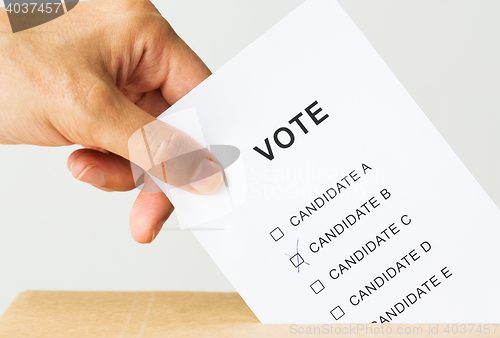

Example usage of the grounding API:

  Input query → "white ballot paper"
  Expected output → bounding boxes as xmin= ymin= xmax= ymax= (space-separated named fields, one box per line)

xmin=153 ymin=0 xmax=500 ymax=323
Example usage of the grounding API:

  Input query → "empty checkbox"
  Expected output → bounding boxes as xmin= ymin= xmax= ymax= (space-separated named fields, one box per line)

xmin=310 ymin=280 xmax=325 ymax=294
xmin=290 ymin=253 xmax=304 ymax=268
xmin=330 ymin=306 xmax=345 ymax=320
xmin=270 ymin=227 xmax=284 ymax=241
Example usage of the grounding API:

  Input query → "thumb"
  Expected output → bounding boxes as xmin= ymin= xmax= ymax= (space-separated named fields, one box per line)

xmin=95 ymin=91 xmax=223 ymax=195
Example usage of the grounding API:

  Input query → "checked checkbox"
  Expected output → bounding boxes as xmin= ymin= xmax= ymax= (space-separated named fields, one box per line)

xmin=290 ymin=253 xmax=304 ymax=268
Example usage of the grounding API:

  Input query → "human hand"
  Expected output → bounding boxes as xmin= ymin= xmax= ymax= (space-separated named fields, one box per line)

xmin=0 ymin=0 xmax=222 ymax=243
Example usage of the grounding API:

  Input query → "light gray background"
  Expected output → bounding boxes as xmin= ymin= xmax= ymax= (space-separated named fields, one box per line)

xmin=0 ymin=0 xmax=499 ymax=316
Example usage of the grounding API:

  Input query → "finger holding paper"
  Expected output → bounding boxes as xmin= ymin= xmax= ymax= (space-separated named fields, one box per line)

xmin=0 ymin=0 xmax=222 ymax=243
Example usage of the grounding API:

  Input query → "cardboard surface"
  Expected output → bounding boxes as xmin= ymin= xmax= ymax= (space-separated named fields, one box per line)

xmin=0 ymin=291 xmax=497 ymax=337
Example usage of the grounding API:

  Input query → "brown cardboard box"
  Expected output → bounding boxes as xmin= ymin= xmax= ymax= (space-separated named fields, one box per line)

xmin=0 ymin=291 xmax=495 ymax=337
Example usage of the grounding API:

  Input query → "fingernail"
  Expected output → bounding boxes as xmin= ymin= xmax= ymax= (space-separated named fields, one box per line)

xmin=68 ymin=157 xmax=78 ymax=172
xmin=151 ymin=219 xmax=167 ymax=243
xmin=189 ymin=159 xmax=223 ymax=194
xmin=76 ymin=165 xmax=106 ymax=187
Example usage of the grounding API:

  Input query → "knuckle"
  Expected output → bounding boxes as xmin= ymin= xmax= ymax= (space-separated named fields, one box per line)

xmin=123 ymin=0 xmax=154 ymax=10
xmin=154 ymin=128 xmax=186 ymax=164
xmin=120 ymin=0 xmax=162 ymax=23
xmin=165 ymin=130 xmax=186 ymax=154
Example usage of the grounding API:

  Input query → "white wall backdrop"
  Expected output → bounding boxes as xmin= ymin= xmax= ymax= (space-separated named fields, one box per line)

xmin=0 ymin=0 xmax=499 ymax=315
